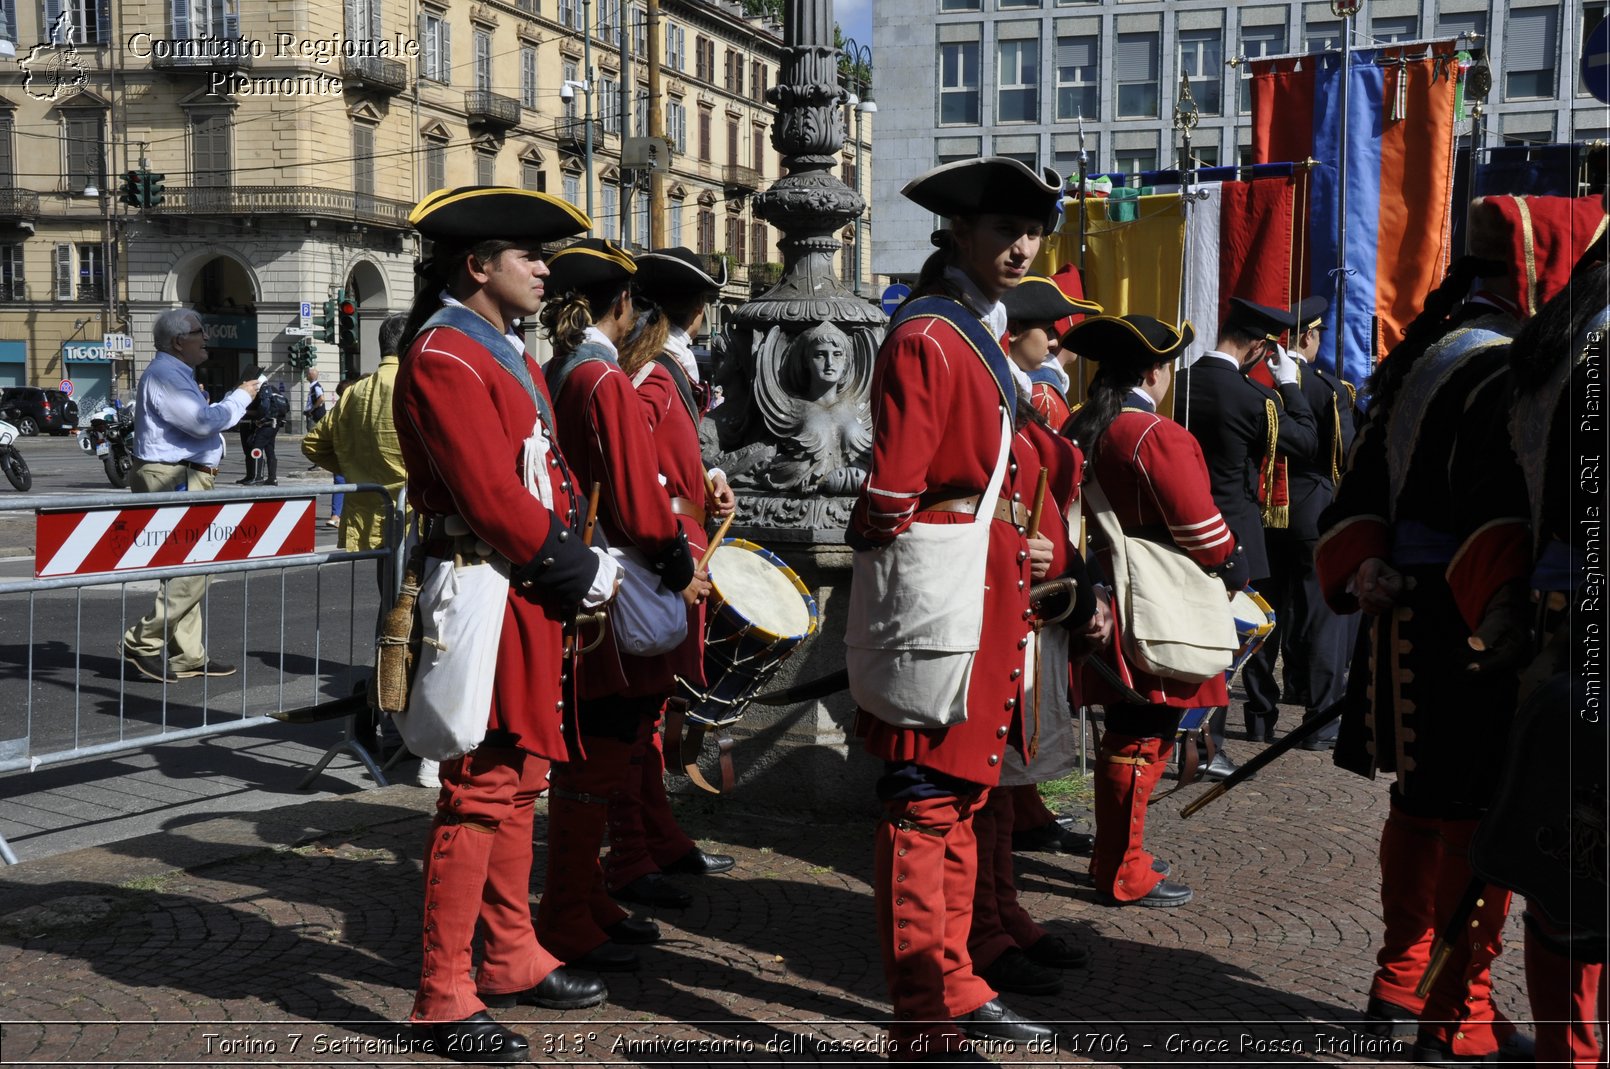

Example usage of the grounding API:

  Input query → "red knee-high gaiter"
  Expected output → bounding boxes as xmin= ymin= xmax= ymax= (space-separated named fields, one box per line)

xmin=536 ymin=742 xmax=632 ymax=963
xmin=876 ymin=792 xmax=996 ymax=1062
xmin=1419 ymin=819 xmax=1514 ymax=1058
xmin=966 ymin=789 xmax=1014 ymax=972
xmin=1011 ymin=783 xmax=1059 ymax=832
xmin=991 ymin=788 xmax=1046 ymax=949
xmin=412 ymin=819 xmax=498 ymax=1023
xmin=1525 ymin=915 xmax=1608 ymax=1069
xmin=602 ymin=724 xmax=656 ymax=893
xmin=641 ymin=715 xmax=698 ymax=869
xmin=1089 ymin=733 xmax=1166 ymax=902
xmin=477 ymin=754 xmax=565 ymax=998
xmin=1372 ymin=801 xmax=1444 ymax=1015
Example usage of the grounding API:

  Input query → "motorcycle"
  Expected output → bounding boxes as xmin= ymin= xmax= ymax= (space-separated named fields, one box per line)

xmin=0 ymin=414 xmax=31 ymax=491
xmin=79 ymin=405 xmax=136 ymax=488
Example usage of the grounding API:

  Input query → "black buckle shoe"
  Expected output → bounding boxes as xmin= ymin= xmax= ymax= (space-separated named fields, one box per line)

xmin=1022 ymin=933 xmax=1089 ymax=969
xmin=661 ymin=846 xmax=736 ymax=875
xmin=977 ymin=947 xmax=1062 ymax=996
xmin=1012 ymin=822 xmax=1095 ymax=855
xmin=614 ymin=872 xmax=693 ymax=909
xmin=568 ymin=941 xmax=640 ymax=972
xmin=1099 ymin=879 xmax=1194 ymax=908
xmin=605 ymin=916 xmax=661 ymax=945
xmin=480 ymin=967 xmax=607 ymax=1010
xmin=1204 ymin=752 xmax=1239 ymax=780
xmin=1361 ymin=995 xmax=1418 ymax=1039
xmin=954 ymin=999 xmax=1057 ymax=1043
xmin=410 ymin=1012 xmax=530 ymax=1064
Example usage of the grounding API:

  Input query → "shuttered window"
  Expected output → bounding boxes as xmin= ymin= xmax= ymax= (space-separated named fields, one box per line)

xmin=352 ymin=123 xmax=375 ymax=199
xmin=1115 ymin=32 xmax=1159 ymax=117
xmin=420 ymin=12 xmax=450 ymax=84
xmin=54 ymin=244 xmax=71 ymax=300
xmin=0 ymin=245 xmax=22 ymax=301
xmin=1436 ymin=11 xmax=1486 ymax=41
xmin=521 ymin=47 xmax=537 ymax=108
xmin=474 ymin=30 xmax=491 ymax=91
xmin=1371 ymin=15 xmax=1417 ymax=42
xmin=0 ymin=117 xmax=13 ymax=189
xmin=191 ymin=113 xmax=230 ymax=188
xmin=1506 ymin=6 xmax=1558 ymax=99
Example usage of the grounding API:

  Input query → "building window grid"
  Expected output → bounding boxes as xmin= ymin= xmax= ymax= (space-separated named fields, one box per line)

xmin=520 ymin=46 xmax=538 ymax=108
xmin=1506 ymin=5 xmax=1559 ymax=100
xmin=666 ymin=24 xmax=685 ymax=71
xmin=63 ymin=113 xmax=104 ymax=192
xmin=939 ymin=39 xmax=981 ymax=125
xmin=54 ymin=244 xmax=71 ymax=300
xmin=563 ymin=60 xmax=579 ymax=119
xmin=1178 ymin=29 xmax=1222 ymax=116
xmin=0 ymin=244 xmax=21 ymax=300
xmin=421 ymin=11 xmax=451 ymax=84
xmin=1369 ymin=14 xmax=1418 ymax=43
xmin=42 ymin=0 xmax=107 ymax=44
xmin=698 ymin=107 xmax=712 ymax=161
xmin=563 ymin=171 xmax=581 ymax=207
xmin=476 ymin=147 xmax=496 ymax=184
xmin=1115 ymin=31 xmax=1160 ymax=118
xmin=425 ymin=137 xmax=446 ymax=191
xmin=726 ymin=117 xmax=739 ymax=168
xmin=601 ymin=183 xmax=618 ymax=240
xmin=1580 ymin=5 xmax=1607 ymax=95
xmin=1240 ymin=26 xmax=1287 ymax=113
xmin=668 ymin=100 xmax=687 ymax=153
xmin=697 ymin=207 xmax=715 ymax=254
xmin=352 ymin=123 xmax=376 ymax=199
xmin=76 ymin=242 xmax=104 ymax=302
xmin=1054 ymin=33 xmax=1098 ymax=121
xmin=670 ymin=200 xmax=684 ymax=245
xmin=474 ymin=30 xmax=492 ymax=91
xmin=996 ymin=35 xmax=1040 ymax=123
xmin=601 ymin=77 xmax=619 ymax=134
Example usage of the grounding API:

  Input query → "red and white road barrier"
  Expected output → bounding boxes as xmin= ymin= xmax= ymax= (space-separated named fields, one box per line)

xmin=35 ymin=498 xmax=317 ymax=578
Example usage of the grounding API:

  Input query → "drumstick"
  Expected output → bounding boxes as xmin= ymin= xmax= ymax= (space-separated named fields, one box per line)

xmin=698 ymin=512 xmax=734 ymax=571
xmin=1026 ymin=469 xmax=1049 ymax=539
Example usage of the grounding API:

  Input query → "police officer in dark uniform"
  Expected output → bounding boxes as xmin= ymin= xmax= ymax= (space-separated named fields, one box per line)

xmin=1173 ymin=298 xmax=1319 ymax=774
xmin=1243 ymin=296 xmax=1358 ymax=750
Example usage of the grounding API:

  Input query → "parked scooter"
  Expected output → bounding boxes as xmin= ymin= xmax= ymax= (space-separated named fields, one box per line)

xmin=0 ymin=414 xmax=31 ymax=491
xmin=79 ymin=405 xmax=136 ymax=488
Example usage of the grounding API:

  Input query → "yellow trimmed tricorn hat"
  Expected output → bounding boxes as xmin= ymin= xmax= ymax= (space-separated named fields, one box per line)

xmin=1002 ymin=275 xmax=1103 ymax=325
xmin=1062 ymin=314 xmax=1195 ymax=365
xmin=410 ymin=185 xmax=592 ymax=245
xmin=903 ymin=157 xmax=1065 ymax=231
xmin=634 ymin=246 xmax=727 ymax=301
xmin=546 ymin=237 xmax=636 ymax=297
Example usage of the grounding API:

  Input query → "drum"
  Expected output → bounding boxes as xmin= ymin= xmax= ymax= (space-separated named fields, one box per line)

xmin=1228 ymin=587 xmax=1276 ymax=680
xmin=676 ymin=538 xmax=819 ymax=728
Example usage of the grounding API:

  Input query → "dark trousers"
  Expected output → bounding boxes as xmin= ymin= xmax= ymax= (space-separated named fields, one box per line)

xmin=248 ymin=421 xmax=278 ymax=483
xmin=1245 ymin=529 xmax=1352 ymax=737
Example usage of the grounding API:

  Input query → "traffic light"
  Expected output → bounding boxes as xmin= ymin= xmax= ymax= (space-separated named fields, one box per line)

xmin=338 ymin=295 xmax=358 ymax=352
xmin=316 ymin=296 xmax=338 ymax=344
xmin=141 ymin=171 xmax=166 ymax=208
xmin=119 ymin=170 xmax=141 ymax=208
xmin=288 ymin=340 xmax=316 ymax=370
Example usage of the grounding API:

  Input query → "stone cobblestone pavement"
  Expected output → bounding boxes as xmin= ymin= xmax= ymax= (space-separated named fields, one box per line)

xmin=0 ymin=744 xmax=1530 ymax=1068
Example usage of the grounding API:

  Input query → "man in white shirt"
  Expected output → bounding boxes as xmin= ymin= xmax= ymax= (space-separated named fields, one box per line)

xmin=121 ymin=308 xmax=260 ymax=683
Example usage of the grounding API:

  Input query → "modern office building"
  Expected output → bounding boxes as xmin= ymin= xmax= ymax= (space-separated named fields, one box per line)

xmin=872 ymin=0 xmax=1606 ymax=279
xmin=0 ymin=0 xmax=868 ymax=407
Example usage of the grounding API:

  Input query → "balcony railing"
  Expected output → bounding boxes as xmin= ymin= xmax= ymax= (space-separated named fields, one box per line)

xmin=341 ymin=55 xmax=408 ymax=95
xmin=722 ymin=164 xmax=762 ymax=193
xmin=465 ymin=90 xmax=521 ymax=128
xmin=0 ymin=188 xmax=41 ymax=221
xmin=554 ymin=117 xmax=605 ymax=151
xmin=150 ymin=37 xmax=254 ymax=72
xmin=146 ymin=185 xmax=414 ymax=229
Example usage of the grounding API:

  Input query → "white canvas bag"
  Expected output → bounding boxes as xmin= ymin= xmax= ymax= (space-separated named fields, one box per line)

xmin=846 ymin=409 xmax=1013 ymax=728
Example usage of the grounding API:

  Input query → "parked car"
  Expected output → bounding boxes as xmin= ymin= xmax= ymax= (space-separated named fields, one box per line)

xmin=0 ymin=387 xmax=80 ymax=436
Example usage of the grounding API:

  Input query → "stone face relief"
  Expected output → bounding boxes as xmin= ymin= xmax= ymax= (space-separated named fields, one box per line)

xmin=746 ymin=320 xmax=873 ymax=495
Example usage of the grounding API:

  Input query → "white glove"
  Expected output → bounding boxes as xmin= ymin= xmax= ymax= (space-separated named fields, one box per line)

xmin=582 ymin=546 xmax=623 ymax=609
xmin=1267 ymin=343 xmax=1300 ymax=386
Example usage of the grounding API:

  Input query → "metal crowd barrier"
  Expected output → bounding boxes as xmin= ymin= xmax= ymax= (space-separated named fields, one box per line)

xmin=0 ymin=483 xmax=406 ymax=865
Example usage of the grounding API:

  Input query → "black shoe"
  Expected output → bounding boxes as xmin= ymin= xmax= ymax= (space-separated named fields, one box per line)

xmin=661 ymin=846 xmax=736 ymax=875
xmin=410 ymin=1012 xmax=530 ymax=1064
xmin=568 ymin=941 xmax=640 ymax=972
xmin=1099 ymin=879 xmax=1194 ymax=908
xmin=605 ymin=916 xmax=661 ymax=945
xmin=1022 ymin=933 xmax=1088 ymax=969
xmin=123 ymin=650 xmax=180 ymax=684
xmin=1410 ymin=1034 xmax=1498 ymax=1065
xmin=235 ymin=477 xmax=254 ymax=485
xmin=613 ymin=872 xmax=692 ymax=909
xmin=1361 ymin=996 xmax=1418 ymax=1040
xmin=1152 ymin=856 xmax=1172 ymax=877
xmin=1012 ymin=821 xmax=1094 ymax=855
xmin=175 ymin=660 xmax=237 ymax=678
xmin=954 ymin=999 xmax=1057 ymax=1044
xmin=1204 ymin=752 xmax=1239 ymax=780
xmin=977 ymin=947 xmax=1062 ymax=996
xmin=480 ymin=967 xmax=607 ymax=1010
xmin=1300 ymin=733 xmax=1338 ymax=752
xmin=261 ymin=479 xmax=278 ymax=486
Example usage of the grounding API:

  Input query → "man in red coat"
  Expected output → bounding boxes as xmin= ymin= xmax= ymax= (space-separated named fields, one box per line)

xmin=847 ymin=157 xmax=1066 ymax=1063
xmin=393 ymin=187 xmax=622 ymax=1063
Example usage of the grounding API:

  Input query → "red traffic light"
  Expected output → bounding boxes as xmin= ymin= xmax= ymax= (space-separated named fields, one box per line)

xmin=339 ymin=300 xmax=356 ymax=316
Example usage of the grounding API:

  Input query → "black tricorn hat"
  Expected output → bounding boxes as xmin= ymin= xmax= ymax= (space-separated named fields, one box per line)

xmin=1062 ymin=315 xmax=1195 ymax=365
xmin=1224 ymin=296 xmax=1299 ymax=341
xmin=903 ymin=157 xmax=1065 ymax=231
xmin=409 ymin=185 xmax=592 ymax=245
xmin=1002 ymin=275 xmax=1103 ymax=325
xmin=634 ymin=247 xmax=727 ymax=300
xmin=547 ymin=237 xmax=636 ymax=296
xmin=1291 ymin=296 xmax=1329 ymax=333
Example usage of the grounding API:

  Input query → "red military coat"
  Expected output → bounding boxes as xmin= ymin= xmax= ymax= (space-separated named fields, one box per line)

xmin=1030 ymin=381 xmax=1073 ymax=434
xmin=850 ymin=310 xmax=1034 ymax=787
xmin=633 ymin=359 xmax=709 ymax=690
xmin=394 ymin=323 xmax=580 ymax=761
xmin=1079 ymin=399 xmax=1238 ymax=709
xmin=551 ymin=346 xmax=687 ymax=699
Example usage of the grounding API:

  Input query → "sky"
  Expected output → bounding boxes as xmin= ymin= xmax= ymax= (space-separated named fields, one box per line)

xmin=837 ymin=0 xmax=873 ymax=50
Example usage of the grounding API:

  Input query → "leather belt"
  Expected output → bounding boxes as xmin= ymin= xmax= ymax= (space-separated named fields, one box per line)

xmin=916 ymin=491 xmax=1031 ymax=529
xmin=136 ymin=457 xmax=219 ymax=476
xmin=669 ymin=496 xmax=707 ymax=526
